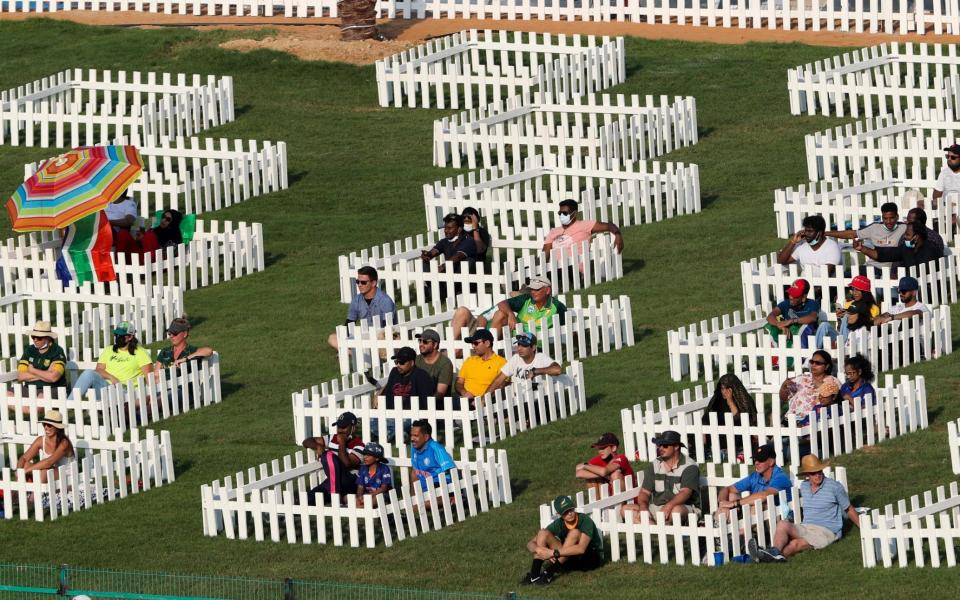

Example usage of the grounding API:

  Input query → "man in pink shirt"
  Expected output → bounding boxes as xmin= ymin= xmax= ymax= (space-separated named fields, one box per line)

xmin=543 ymin=199 xmax=624 ymax=258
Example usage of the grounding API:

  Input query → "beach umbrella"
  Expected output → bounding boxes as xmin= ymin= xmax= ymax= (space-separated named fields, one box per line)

xmin=5 ymin=145 xmax=143 ymax=232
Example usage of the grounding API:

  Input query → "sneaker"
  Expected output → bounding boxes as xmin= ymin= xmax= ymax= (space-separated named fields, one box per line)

xmin=519 ymin=572 xmax=541 ymax=585
xmin=536 ymin=570 xmax=557 ymax=586
xmin=757 ymin=546 xmax=786 ymax=563
xmin=747 ymin=538 xmax=761 ymax=562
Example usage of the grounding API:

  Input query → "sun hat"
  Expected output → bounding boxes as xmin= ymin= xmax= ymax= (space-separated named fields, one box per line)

xmin=652 ymin=430 xmax=685 ymax=448
xmin=848 ymin=275 xmax=871 ymax=292
xmin=359 ymin=442 xmax=389 ymax=464
xmin=39 ymin=410 xmax=65 ymax=430
xmin=798 ymin=454 xmax=830 ymax=475
xmin=25 ymin=320 xmax=57 ymax=340
xmin=527 ymin=276 xmax=551 ymax=291
xmin=553 ymin=495 xmax=576 ymax=515
xmin=113 ymin=321 xmax=136 ymax=336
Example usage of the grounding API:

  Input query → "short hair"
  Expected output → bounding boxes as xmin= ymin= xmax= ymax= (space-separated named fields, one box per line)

xmin=461 ymin=206 xmax=481 ymax=219
xmin=559 ymin=199 xmax=578 ymax=212
xmin=801 ymin=214 xmax=827 ymax=232
xmin=908 ymin=207 xmax=927 ymax=225
xmin=357 ymin=265 xmax=378 ymax=281
xmin=442 ymin=213 xmax=464 ymax=228
xmin=880 ymin=202 xmax=899 ymax=215
xmin=411 ymin=419 xmax=432 ymax=436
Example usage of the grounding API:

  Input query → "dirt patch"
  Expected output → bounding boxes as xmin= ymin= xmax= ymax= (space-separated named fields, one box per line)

xmin=216 ymin=25 xmax=415 ymax=65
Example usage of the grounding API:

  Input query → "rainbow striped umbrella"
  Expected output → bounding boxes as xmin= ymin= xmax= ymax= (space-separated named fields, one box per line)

xmin=5 ymin=145 xmax=143 ymax=232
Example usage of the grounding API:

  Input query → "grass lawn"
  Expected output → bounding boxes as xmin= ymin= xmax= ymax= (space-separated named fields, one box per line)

xmin=1 ymin=18 xmax=959 ymax=598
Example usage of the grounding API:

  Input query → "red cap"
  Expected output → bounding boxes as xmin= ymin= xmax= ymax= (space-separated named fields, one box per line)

xmin=787 ymin=278 xmax=809 ymax=299
xmin=848 ymin=275 xmax=871 ymax=292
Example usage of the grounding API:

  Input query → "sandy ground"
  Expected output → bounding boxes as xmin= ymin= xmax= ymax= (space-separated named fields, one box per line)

xmin=3 ymin=11 xmax=960 ymax=64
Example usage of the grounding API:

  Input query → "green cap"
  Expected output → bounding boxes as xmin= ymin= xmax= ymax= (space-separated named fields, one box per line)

xmin=553 ymin=495 xmax=576 ymax=515
xmin=113 ymin=321 xmax=136 ymax=336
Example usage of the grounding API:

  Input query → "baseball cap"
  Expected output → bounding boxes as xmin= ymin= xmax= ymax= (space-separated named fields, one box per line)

xmin=334 ymin=411 xmax=358 ymax=428
xmin=786 ymin=278 xmax=809 ymax=299
xmin=944 ymin=142 xmax=960 ymax=154
xmin=553 ymin=495 xmax=576 ymax=515
xmin=514 ymin=331 xmax=537 ymax=347
xmin=591 ymin=432 xmax=620 ymax=448
xmin=415 ymin=329 xmax=441 ymax=343
xmin=753 ymin=443 xmax=776 ymax=462
xmin=898 ymin=276 xmax=919 ymax=292
xmin=113 ymin=321 xmax=136 ymax=336
xmin=848 ymin=275 xmax=871 ymax=292
xmin=464 ymin=329 xmax=494 ymax=344
xmin=166 ymin=318 xmax=191 ymax=335
xmin=527 ymin=275 xmax=551 ymax=290
xmin=390 ymin=346 xmax=417 ymax=363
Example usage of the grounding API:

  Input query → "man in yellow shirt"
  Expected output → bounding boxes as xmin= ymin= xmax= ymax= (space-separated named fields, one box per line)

xmin=456 ymin=329 xmax=506 ymax=408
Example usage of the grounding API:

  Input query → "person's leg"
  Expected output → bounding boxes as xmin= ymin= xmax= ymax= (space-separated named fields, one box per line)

xmin=815 ymin=322 xmax=837 ymax=350
xmin=488 ymin=308 xmax=508 ymax=332
xmin=554 ymin=529 xmax=582 ymax=566
xmin=783 ymin=537 xmax=813 ymax=557
xmin=450 ymin=308 xmax=474 ymax=340
xmin=327 ymin=332 xmax=339 ymax=351
xmin=68 ymin=370 xmax=109 ymax=401
xmin=667 ymin=504 xmax=691 ymax=523
xmin=772 ymin=518 xmax=799 ymax=551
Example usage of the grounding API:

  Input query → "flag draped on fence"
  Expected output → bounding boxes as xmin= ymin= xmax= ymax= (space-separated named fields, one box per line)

xmin=55 ymin=210 xmax=115 ymax=285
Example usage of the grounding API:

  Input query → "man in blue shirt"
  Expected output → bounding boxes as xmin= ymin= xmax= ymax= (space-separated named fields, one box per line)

xmin=410 ymin=419 xmax=456 ymax=493
xmin=763 ymin=278 xmax=820 ymax=350
xmin=749 ymin=454 xmax=860 ymax=563
xmin=327 ymin=265 xmax=397 ymax=351
xmin=715 ymin=443 xmax=792 ymax=520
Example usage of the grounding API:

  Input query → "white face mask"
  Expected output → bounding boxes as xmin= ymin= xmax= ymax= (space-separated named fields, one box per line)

xmin=559 ymin=213 xmax=574 ymax=226
xmin=463 ymin=224 xmax=475 ymax=233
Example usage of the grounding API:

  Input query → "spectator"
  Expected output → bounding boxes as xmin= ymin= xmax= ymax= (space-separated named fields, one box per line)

xmin=814 ymin=275 xmax=880 ymax=349
xmin=327 ymin=266 xmax=397 ymax=351
xmin=749 ymin=454 xmax=859 ymax=562
xmin=763 ymin=278 xmax=820 ymax=361
xmin=521 ymin=495 xmax=604 ymax=586
xmin=932 ymin=143 xmax=960 ymax=209
xmin=449 ymin=275 xmax=566 ymax=344
xmin=780 ymin=350 xmax=841 ymax=427
xmin=14 ymin=321 xmax=67 ymax=398
xmin=456 ymin=329 xmax=507 ymax=408
xmin=702 ymin=373 xmax=758 ymax=425
xmin=409 ymin=419 xmax=456 ymax=493
xmin=420 ymin=213 xmax=477 ymax=268
xmin=302 ymin=412 xmax=364 ymax=505
xmin=839 ymin=354 xmax=876 ymax=411
xmin=622 ymin=430 xmax=700 ymax=523
xmin=355 ymin=442 xmax=393 ymax=508
xmin=154 ymin=317 xmax=214 ymax=374
xmin=874 ymin=276 xmax=931 ymax=325
xmin=414 ymin=329 xmax=454 ymax=397
xmin=460 ymin=207 xmax=491 ymax=262
xmin=105 ymin=194 xmax=138 ymax=231
xmin=853 ymin=222 xmax=941 ymax=269
xmin=487 ymin=332 xmax=561 ymax=392
xmin=543 ymin=199 xmax=624 ymax=258
xmin=574 ymin=432 xmax=635 ymax=494
xmin=906 ymin=207 xmax=946 ymax=256
xmin=16 ymin=410 xmax=74 ymax=484
xmin=69 ymin=322 xmax=152 ymax=400
xmin=777 ymin=215 xmax=842 ymax=267
xmin=371 ymin=346 xmax=436 ymax=442
xmin=715 ymin=443 xmax=792 ymax=520
xmin=116 ymin=209 xmax=185 ymax=258
xmin=823 ymin=201 xmax=905 ymax=267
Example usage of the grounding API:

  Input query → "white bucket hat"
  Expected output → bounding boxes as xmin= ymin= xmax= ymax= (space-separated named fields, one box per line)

xmin=25 ymin=321 xmax=57 ymax=340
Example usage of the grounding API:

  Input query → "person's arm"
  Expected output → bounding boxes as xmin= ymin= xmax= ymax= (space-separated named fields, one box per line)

xmin=471 ymin=229 xmax=488 ymax=256
xmin=420 ymin=244 xmax=440 ymax=261
xmin=16 ymin=438 xmax=42 ymax=469
xmin=852 ymin=238 xmax=883 ymax=261
xmin=336 ymin=431 xmax=361 ymax=469
xmin=877 ymin=308 xmax=922 ymax=325
xmin=736 ymin=487 xmax=781 ymax=507
xmin=636 ymin=469 xmax=654 ymax=512
xmin=777 ymin=231 xmax=804 ymax=265
xmin=495 ymin=299 xmax=518 ymax=328
xmin=846 ymin=504 xmax=862 ymax=528
xmin=765 ymin=306 xmax=785 ymax=327
xmin=661 ymin=487 xmax=693 ymax=513
xmin=109 ymin=213 xmax=136 ymax=229
xmin=95 ymin=362 xmax=121 ymax=385
xmin=591 ymin=221 xmax=624 ymax=253
xmin=532 ymin=362 xmax=562 ymax=377
xmin=455 ymin=376 xmax=474 ymax=400
xmin=560 ymin=529 xmax=592 ymax=558
xmin=179 ymin=346 xmax=214 ymax=363
xmin=717 ymin=484 xmax=739 ymax=506
xmin=26 ymin=438 xmax=72 ymax=473
xmin=487 ymin=371 xmax=510 ymax=392
xmin=796 ymin=308 xmax=819 ymax=326
xmin=661 ymin=465 xmax=699 ymax=512
xmin=30 ymin=363 xmax=65 ymax=383
xmin=576 ymin=461 xmax=608 ymax=478
xmin=824 ymin=229 xmax=858 ymax=239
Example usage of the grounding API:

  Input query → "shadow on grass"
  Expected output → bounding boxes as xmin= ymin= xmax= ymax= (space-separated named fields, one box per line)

xmin=512 ymin=478 xmax=531 ymax=498
xmin=264 ymin=252 xmax=286 ymax=268
xmin=700 ymin=193 xmax=719 ymax=211
xmin=288 ymin=170 xmax=309 ymax=186
xmin=220 ymin=378 xmax=245 ymax=399
xmin=586 ymin=393 xmax=605 ymax=409
xmin=698 ymin=126 xmax=716 ymax=141
xmin=634 ymin=327 xmax=654 ymax=344
xmin=622 ymin=258 xmax=645 ymax=275
xmin=233 ymin=104 xmax=252 ymax=119
xmin=927 ymin=406 xmax=944 ymax=427
xmin=173 ymin=457 xmax=194 ymax=477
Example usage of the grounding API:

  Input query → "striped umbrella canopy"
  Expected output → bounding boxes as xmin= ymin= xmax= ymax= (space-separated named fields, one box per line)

xmin=5 ymin=145 xmax=143 ymax=232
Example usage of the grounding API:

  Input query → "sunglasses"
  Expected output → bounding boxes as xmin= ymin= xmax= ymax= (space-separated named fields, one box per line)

xmin=393 ymin=359 xmax=412 ymax=365
xmin=30 ymin=336 xmax=46 ymax=341
xmin=655 ymin=443 xmax=673 ymax=448
xmin=947 ymin=154 xmax=960 ymax=160
xmin=557 ymin=211 xmax=573 ymax=216
xmin=469 ymin=341 xmax=482 ymax=346
xmin=808 ymin=359 xmax=828 ymax=366
xmin=356 ymin=279 xmax=371 ymax=286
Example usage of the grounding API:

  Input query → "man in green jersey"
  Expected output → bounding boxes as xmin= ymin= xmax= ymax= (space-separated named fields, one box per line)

xmin=449 ymin=276 xmax=566 ymax=345
xmin=522 ymin=495 xmax=604 ymax=586
xmin=14 ymin=321 xmax=68 ymax=397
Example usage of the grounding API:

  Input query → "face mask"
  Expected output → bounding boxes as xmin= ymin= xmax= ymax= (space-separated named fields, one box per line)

xmin=37 ymin=340 xmax=49 ymax=351
xmin=463 ymin=224 xmax=475 ymax=233
xmin=559 ymin=213 xmax=573 ymax=226
xmin=808 ymin=235 xmax=821 ymax=246
xmin=446 ymin=233 xmax=460 ymax=243
xmin=904 ymin=240 xmax=915 ymax=248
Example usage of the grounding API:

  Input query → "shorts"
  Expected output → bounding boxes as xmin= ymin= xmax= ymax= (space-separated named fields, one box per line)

xmin=650 ymin=503 xmax=700 ymax=517
xmin=796 ymin=523 xmax=838 ymax=549
xmin=563 ymin=551 xmax=604 ymax=572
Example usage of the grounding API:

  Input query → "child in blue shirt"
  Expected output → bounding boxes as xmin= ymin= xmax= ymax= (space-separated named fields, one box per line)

xmin=356 ymin=442 xmax=393 ymax=507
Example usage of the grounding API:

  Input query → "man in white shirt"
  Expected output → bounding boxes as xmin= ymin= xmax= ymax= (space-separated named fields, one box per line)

xmin=104 ymin=195 xmax=139 ymax=230
xmin=487 ymin=332 xmax=561 ymax=392
xmin=823 ymin=202 xmax=904 ymax=268
xmin=873 ymin=276 xmax=931 ymax=325
xmin=777 ymin=214 xmax=842 ymax=267
xmin=932 ymin=143 xmax=960 ymax=209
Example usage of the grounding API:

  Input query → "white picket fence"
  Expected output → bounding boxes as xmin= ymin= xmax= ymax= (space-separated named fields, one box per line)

xmin=292 ymin=360 xmax=585 ymax=448
xmin=0 ymin=220 xmax=265 ymax=294
xmin=24 ymin=136 xmax=288 ymax=219
xmin=335 ymin=293 xmax=634 ymax=375
xmin=538 ymin=463 xmax=849 ymax=566
xmin=788 ymin=43 xmax=960 ymax=119
xmin=860 ymin=481 xmax=960 ymax=568
xmin=0 ymin=68 xmax=234 ymax=147
xmin=948 ymin=418 xmax=960 ymax=475
xmin=2 ymin=0 xmax=957 ymax=35
xmin=423 ymin=154 xmax=701 ymax=246
xmin=773 ymin=172 xmax=957 ymax=245
xmin=433 ymin=92 xmax=698 ymax=170
xmin=740 ymin=251 xmax=960 ymax=314
xmin=667 ymin=305 xmax=952 ymax=382
xmin=0 ymin=428 xmax=175 ymax=522
xmin=200 ymin=447 xmax=511 ymax=547
xmin=1 ymin=356 xmax=222 ymax=440
xmin=620 ymin=375 xmax=927 ymax=465
xmin=376 ymin=30 xmax=625 ymax=110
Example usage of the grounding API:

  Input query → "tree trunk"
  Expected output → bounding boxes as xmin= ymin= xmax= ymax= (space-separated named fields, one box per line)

xmin=338 ymin=0 xmax=379 ymax=41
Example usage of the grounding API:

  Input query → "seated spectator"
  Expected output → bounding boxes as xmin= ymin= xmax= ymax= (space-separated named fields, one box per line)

xmin=154 ymin=317 xmax=214 ymax=375
xmin=815 ymin=275 xmax=879 ymax=349
xmin=69 ymin=322 xmax=152 ymax=400
xmin=116 ymin=209 xmax=185 ymax=259
xmin=780 ymin=350 xmax=841 ymax=427
xmin=13 ymin=321 xmax=67 ymax=399
xmin=622 ymin=430 xmax=700 ymax=523
xmin=16 ymin=410 xmax=74 ymax=484
xmin=521 ymin=495 xmax=604 ymax=586
xmin=449 ymin=275 xmax=566 ymax=344
xmin=414 ymin=329 xmax=454 ymax=397
xmin=371 ymin=346 xmax=436 ymax=442
xmin=409 ymin=419 xmax=455 ymax=493
xmin=355 ymin=442 xmax=393 ymax=508
xmin=763 ymin=278 xmax=819 ymax=368
xmin=824 ymin=202 xmax=905 ymax=267
xmin=715 ymin=443 xmax=791 ymax=520
xmin=302 ymin=412 xmax=364 ymax=505
xmin=839 ymin=354 xmax=876 ymax=411
xmin=105 ymin=194 xmax=138 ymax=232
xmin=420 ymin=213 xmax=477 ymax=269
xmin=874 ymin=276 xmax=931 ymax=325
xmin=575 ymin=432 xmax=635 ymax=494
xmin=932 ymin=144 xmax=960 ymax=212
xmin=906 ymin=207 xmax=945 ymax=256
xmin=702 ymin=373 xmax=757 ymax=425
xmin=777 ymin=215 xmax=842 ymax=267
xmin=749 ymin=454 xmax=859 ymax=562
xmin=327 ymin=266 xmax=397 ymax=351
xmin=543 ymin=199 xmax=624 ymax=258
xmin=456 ymin=329 xmax=507 ymax=408
xmin=853 ymin=222 xmax=942 ymax=268
xmin=460 ymin=207 xmax=491 ymax=263
xmin=487 ymin=332 xmax=561 ymax=393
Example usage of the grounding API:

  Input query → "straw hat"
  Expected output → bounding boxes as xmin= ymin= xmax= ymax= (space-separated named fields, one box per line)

xmin=39 ymin=410 xmax=65 ymax=430
xmin=798 ymin=454 xmax=829 ymax=476
xmin=25 ymin=321 xmax=57 ymax=340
